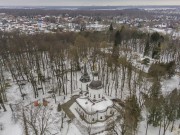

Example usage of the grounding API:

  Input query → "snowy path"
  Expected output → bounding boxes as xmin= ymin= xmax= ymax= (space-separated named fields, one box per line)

xmin=67 ymin=123 xmax=82 ymax=135
xmin=0 ymin=106 xmax=22 ymax=135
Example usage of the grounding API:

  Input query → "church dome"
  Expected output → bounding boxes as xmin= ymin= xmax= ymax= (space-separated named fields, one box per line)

xmin=89 ymin=80 xmax=102 ymax=90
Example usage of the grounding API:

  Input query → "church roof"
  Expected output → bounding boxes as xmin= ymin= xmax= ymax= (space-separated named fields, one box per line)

xmin=76 ymin=96 xmax=113 ymax=114
xmin=89 ymin=80 xmax=102 ymax=90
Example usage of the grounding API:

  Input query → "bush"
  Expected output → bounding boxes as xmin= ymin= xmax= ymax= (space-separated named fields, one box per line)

xmin=142 ymin=58 xmax=150 ymax=65
xmin=57 ymin=103 xmax=61 ymax=112
xmin=148 ymin=61 xmax=176 ymax=79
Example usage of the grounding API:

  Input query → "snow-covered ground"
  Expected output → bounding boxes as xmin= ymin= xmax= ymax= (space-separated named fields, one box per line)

xmin=0 ymin=56 xmax=180 ymax=135
xmin=67 ymin=123 xmax=82 ymax=135
xmin=161 ymin=75 xmax=180 ymax=94
xmin=138 ymin=110 xmax=180 ymax=135
xmin=0 ymin=110 xmax=22 ymax=135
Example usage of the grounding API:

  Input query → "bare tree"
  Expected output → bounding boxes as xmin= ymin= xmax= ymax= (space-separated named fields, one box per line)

xmin=18 ymin=105 xmax=60 ymax=135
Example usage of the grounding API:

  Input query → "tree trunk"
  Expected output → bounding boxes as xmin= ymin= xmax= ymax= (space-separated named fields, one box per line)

xmin=145 ymin=122 xmax=149 ymax=135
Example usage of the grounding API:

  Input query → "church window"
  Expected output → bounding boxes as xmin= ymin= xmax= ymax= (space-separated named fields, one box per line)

xmin=100 ymin=116 xmax=102 ymax=119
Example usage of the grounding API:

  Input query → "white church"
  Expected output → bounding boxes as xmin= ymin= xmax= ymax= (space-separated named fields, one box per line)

xmin=69 ymin=63 xmax=117 ymax=133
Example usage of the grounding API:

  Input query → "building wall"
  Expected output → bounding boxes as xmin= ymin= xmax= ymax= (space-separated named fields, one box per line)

xmin=76 ymin=102 xmax=115 ymax=124
xmin=89 ymin=88 xmax=103 ymax=101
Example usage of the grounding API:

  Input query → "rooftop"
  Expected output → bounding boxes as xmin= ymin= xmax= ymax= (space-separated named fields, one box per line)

xmin=76 ymin=96 xmax=113 ymax=114
xmin=89 ymin=80 xmax=102 ymax=90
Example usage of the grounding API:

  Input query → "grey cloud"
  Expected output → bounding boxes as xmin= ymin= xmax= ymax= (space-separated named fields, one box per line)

xmin=0 ymin=0 xmax=180 ymax=6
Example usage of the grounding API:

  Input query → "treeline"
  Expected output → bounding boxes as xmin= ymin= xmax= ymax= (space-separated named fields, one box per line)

xmin=0 ymin=8 xmax=152 ymax=18
xmin=0 ymin=26 xmax=179 ymax=100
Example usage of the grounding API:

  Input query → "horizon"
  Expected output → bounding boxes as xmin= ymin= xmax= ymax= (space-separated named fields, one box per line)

xmin=0 ymin=0 xmax=180 ymax=7
xmin=0 ymin=5 xmax=179 ymax=11
xmin=0 ymin=5 xmax=180 ymax=7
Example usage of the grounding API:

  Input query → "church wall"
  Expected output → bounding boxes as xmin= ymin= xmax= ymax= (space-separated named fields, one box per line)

xmin=97 ymin=111 xmax=106 ymax=121
xmin=89 ymin=113 xmax=97 ymax=123
xmin=76 ymin=101 xmax=116 ymax=124
xmin=107 ymin=108 xmax=112 ymax=115
xmin=76 ymin=102 xmax=106 ymax=122
xmin=89 ymin=88 xmax=103 ymax=101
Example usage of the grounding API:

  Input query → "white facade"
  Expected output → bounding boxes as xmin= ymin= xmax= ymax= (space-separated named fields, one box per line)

xmin=75 ymin=97 xmax=115 ymax=123
xmin=89 ymin=88 xmax=103 ymax=101
xmin=75 ymin=76 xmax=116 ymax=124
xmin=71 ymin=69 xmax=117 ymax=127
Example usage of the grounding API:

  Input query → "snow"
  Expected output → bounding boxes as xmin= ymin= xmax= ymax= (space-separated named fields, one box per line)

xmin=70 ymin=103 xmax=106 ymax=128
xmin=0 ymin=50 xmax=179 ymax=135
xmin=67 ymin=123 xmax=82 ymax=135
xmin=86 ymin=23 xmax=108 ymax=31
xmin=76 ymin=96 xmax=113 ymax=113
xmin=138 ymin=111 xmax=180 ymax=135
xmin=1 ymin=67 xmax=179 ymax=135
xmin=161 ymin=75 xmax=180 ymax=94
xmin=70 ymin=102 xmax=113 ymax=135
xmin=0 ymin=109 xmax=22 ymax=135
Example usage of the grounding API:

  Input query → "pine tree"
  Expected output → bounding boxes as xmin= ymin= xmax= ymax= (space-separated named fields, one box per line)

xmin=144 ymin=34 xmax=150 ymax=57
xmin=112 ymin=30 xmax=121 ymax=63
xmin=57 ymin=103 xmax=61 ymax=112
xmin=146 ymin=80 xmax=163 ymax=127
xmin=150 ymin=32 xmax=163 ymax=59
xmin=152 ymin=42 xmax=161 ymax=59
xmin=109 ymin=23 xmax=113 ymax=32
xmin=114 ymin=30 xmax=121 ymax=46
xmin=125 ymin=95 xmax=141 ymax=134
xmin=166 ymin=61 xmax=176 ymax=78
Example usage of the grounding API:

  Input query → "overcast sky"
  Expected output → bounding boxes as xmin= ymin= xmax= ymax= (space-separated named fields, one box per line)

xmin=0 ymin=0 xmax=180 ymax=6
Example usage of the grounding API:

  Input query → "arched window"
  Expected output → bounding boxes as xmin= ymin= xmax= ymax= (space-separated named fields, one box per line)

xmin=100 ymin=116 xmax=102 ymax=119
xmin=92 ymin=118 xmax=94 ymax=121
xmin=94 ymin=95 xmax=96 ymax=98
xmin=99 ymin=94 xmax=100 ymax=98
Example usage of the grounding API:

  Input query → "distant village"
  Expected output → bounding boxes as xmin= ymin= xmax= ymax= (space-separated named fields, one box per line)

xmin=0 ymin=13 xmax=109 ymax=34
xmin=0 ymin=8 xmax=179 ymax=38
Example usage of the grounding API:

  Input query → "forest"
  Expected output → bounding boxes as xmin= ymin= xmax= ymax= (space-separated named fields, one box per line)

xmin=0 ymin=25 xmax=180 ymax=135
